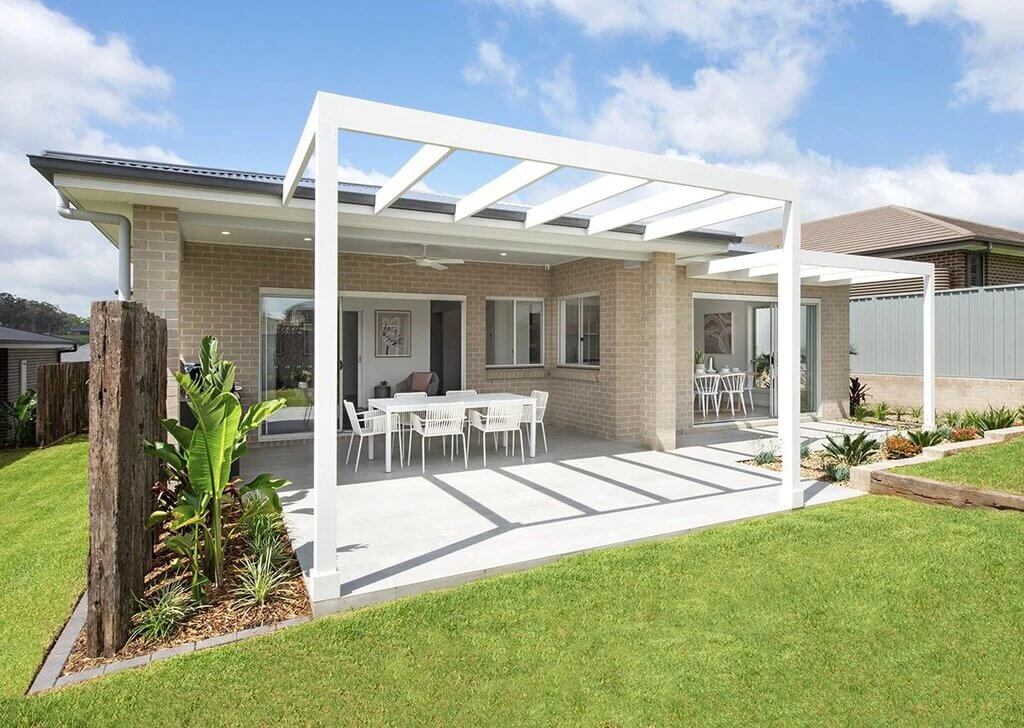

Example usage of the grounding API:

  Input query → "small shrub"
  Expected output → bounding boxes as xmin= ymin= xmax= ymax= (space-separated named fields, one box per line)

xmin=1 ymin=390 xmax=37 ymax=448
xmin=871 ymin=402 xmax=891 ymax=422
xmin=130 ymin=584 xmax=195 ymax=643
xmin=753 ymin=440 xmax=778 ymax=465
xmin=800 ymin=441 xmax=811 ymax=459
xmin=978 ymin=406 xmax=1016 ymax=432
xmin=892 ymin=405 xmax=909 ymax=423
xmin=910 ymin=406 xmax=924 ymax=422
xmin=852 ymin=405 xmax=869 ymax=422
xmin=885 ymin=434 xmax=921 ymax=460
xmin=949 ymin=426 xmax=980 ymax=442
xmin=824 ymin=461 xmax=850 ymax=482
xmin=961 ymin=409 xmax=983 ymax=431
xmin=938 ymin=410 xmax=962 ymax=428
xmin=822 ymin=431 xmax=879 ymax=467
xmin=233 ymin=552 xmax=290 ymax=607
xmin=849 ymin=377 xmax=870 ymax=412
xmin=906 ymin=429 xmax=944 ymax=448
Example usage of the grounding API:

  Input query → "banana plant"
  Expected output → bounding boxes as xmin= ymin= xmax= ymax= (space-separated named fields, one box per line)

xmin=2 ymin=389 xmax=37 ymax=447
xmin=146 ymin=336 xmax=287 ymax=595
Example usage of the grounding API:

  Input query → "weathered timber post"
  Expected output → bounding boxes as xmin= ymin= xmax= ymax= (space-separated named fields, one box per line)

xmin=86 ymin=301 xmax=167 ymax=657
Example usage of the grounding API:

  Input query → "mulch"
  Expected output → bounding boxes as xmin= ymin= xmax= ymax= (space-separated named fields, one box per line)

xmin=64 ymin=502 xmax=311 ymax=675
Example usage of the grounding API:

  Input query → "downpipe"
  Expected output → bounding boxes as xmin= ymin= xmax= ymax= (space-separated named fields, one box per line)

xmin=57 ymin=191 xmax=132 ymax=301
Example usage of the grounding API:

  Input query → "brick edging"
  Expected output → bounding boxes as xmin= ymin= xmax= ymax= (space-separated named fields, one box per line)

xmin=28 ymin=591 xmax=309 ymax=694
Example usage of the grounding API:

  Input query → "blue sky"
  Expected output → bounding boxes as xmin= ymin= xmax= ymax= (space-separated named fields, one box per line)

xmin=2 ymin=0 xmax=1023 ymax=313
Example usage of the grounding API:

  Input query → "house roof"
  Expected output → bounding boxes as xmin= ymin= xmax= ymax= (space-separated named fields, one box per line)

xmin=0 ymin=326 xmax=77 ymax=349
xmin=27 ymin=151 xmax=740 ymax=244
xmin=743 ymin=205 xmax=1024 ymax=255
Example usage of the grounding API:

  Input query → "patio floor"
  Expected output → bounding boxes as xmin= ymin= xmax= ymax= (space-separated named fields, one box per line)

xmin=244 ymin=421 xmax=887 ymax=614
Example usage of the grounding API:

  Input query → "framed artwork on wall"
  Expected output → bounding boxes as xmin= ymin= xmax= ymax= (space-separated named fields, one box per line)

xmin=703 ymin=312 xmax=733 ymax=355
xmin=375 ymin=309 xmax=411 ymax=357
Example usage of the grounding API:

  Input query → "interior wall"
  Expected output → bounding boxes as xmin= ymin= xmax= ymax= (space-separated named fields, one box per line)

xmin=341 ymin=296 xmax=431 ymax=403
xmin=692 ymin=298 xmax=751 ymax=371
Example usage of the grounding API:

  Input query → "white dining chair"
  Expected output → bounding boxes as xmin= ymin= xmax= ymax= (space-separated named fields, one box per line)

xmin=743 ymin=372 xmax=756 ymax=412
xmin=445 ymin=389 xmax=477 ymax=396
xmin=469 ymin=401 xmax=524 ymax=466
xmin=720 ymin=372 xmax=747 ymax=416
xmin=694 ymin=374 xmax=720 ymax=418
xmin=521 ymin=390 xmax=549 ymax=453
xmin=343 ymin=400 xmax=402 ymax=472
xmin=409 ymin=402 xmax=468 ymax=473
xmin=395 ymin=392 xmax=427 ymax=465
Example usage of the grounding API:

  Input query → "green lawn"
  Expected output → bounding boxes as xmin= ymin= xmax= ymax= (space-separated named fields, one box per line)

xmin=5 ymin=442 xmax=1024 ymax=725
xmin=0 ymin=437 xmax=89 ymax=700
xmin=895 ymin=437 xmax=1024 ymax=494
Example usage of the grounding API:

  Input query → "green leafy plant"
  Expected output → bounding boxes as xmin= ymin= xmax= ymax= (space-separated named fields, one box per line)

xmin=977 ymin=406 xmax=1016 ymax=432
xmin=870 ymin=402 xmax=891 ymax=422
xmin=232 ymin=551 xmax=290 ymax=607
xmin=753 ymin=440 xmax=778 ymax=466
xmin=910 ymin=406 xmax=924 ymax=422
xmin=938 ymin=410 xmax=963 ymax=428
xmin=824 ymin=461 xmax=850 ymax=482
xmin=146 ymin=336 xmax=288 ymax=599
xmin=906 ymin=429 xmax=944 ymax=449
xmin=1 ymin=389 xmax=37 ymax=448
xmin=822 ymin=431 xmax=880 ymax=467
xmin=852 ymin=405 xmax=870 ymax=422
xmin=800 ymin=441 xmax=811 ymax=459
xmin=949 ymin=426 xmax=980 ymax=442
xmin=885 ymin=434 xmax=921 ymax=459
xmin=241 ymin=495 xmax=288 ymax=568
xmin=694 ymin=349 xmax=705 ymax=366
xmin=849 ymin=377 xmax=869 ymax=413
xmin=892 ymin=405 xmax=909 ymax=423
xmin=130 ymin=584 xmax=195 ymax=643
xmin=961 ymin=409 xmax=983 ymax=431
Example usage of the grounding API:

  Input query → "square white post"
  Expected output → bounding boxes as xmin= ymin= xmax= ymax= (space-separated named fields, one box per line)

xmin=922 ymin=270 xmax=936 ymax=429
xmin=778 ymin=200 xmax=803 ymax=509
xmin=310 ymin=120 xmax=340 ymax=601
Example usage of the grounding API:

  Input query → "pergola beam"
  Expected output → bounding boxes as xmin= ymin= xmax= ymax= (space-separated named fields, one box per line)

xmin=643 ymin=195 xmax=784 ymax=242
xmin=374 ymin=144 xmax=452 ymax=214
xmin=453 ymin=160 xmax=558 ymax=223
xmin=587 ymin=187 xmax=723 ymax=235
xmin=524 ymin=174 xmax=646 ymax=229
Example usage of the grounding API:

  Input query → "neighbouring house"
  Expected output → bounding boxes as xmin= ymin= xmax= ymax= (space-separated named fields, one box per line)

xmin=746 ymin=205 xmax=1024 ymax=411
xmin=744 ymin=205 xmax=1024 ymax=297
xmin=0 ymin=325 xmax=77 ymax=402
xmin=31 ymin=93 xmax=936 ymax=608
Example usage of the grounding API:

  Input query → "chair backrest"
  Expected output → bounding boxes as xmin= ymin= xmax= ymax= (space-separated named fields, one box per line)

xmin=446 ymin=389 xmax=477 ymax=397
xmin=694 ymin=374 xmax=719 ymax=395
xmin=526 ymin=390 xmax=549 ymax=421
xmin=423 ymin=402 xmax=466 ymax=436
xmin=395 ymin=391 xmax=427 ymax=399
xmin=721 ymin=372 xmax=745 ymax=393
xmin=343 ymin=400 xmax=363 ymax=435
xmin=744 ymin=372 xmax=755 ymax=388
xmin=485 ymin=400 xmax=523 ymax=431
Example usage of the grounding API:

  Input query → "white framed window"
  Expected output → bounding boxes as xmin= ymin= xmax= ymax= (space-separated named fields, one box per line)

xmin=559 ymin=293 xmax=600 ymax=367
xmin=485 ymin=298 xmax=544 ymax=367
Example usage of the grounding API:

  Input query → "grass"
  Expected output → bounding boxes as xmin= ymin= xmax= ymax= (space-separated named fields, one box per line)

xmin=266 ymin=388 xmax=310 ymax=407
xmin=894 ymin=437 xmax=1024 ymax=494
xmin=2 ymin=477 xmax=1024 ymax=724
xmin=0 ymin=437 xmax=89 ymax=700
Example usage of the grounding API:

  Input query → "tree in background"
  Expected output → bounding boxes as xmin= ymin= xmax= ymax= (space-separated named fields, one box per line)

xmin=0 ymin=292 xmax=88 ymax=335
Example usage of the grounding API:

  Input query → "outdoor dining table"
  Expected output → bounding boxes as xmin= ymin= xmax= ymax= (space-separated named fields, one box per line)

xmin=366 ymin=392 xmax=538 ymax=473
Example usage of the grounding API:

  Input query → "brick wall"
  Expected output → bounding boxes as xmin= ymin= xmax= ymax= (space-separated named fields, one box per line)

xmin=903 ymin=250 xmax=969 ymax=288
xmin=3 ymin=348 xmax=60 ymax=401
xmin=857 ymin=373 xmax=1024 ymax=411
xmin=131 ymin=206 xmax=183 ymax=416
xmin=987 ymin=253 xmax=1024 ymax=285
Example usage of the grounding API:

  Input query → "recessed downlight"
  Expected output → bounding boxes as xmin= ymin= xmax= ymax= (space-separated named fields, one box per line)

xmin=220 ymin=230 xmax=231 ymax=236
xmin=303 ymin=237 xmax=312 ymax=242
xmin=499 ymin=252 xmax=508 ymax=257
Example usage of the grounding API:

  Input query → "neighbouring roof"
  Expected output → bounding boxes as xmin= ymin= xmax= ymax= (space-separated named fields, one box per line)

xmin=0 ymin=326 xmax=77 ymax=349
xmin=743 ymin=205 xmax=1024 ymax=255
xmin=27 ymin=151 xmax=740 ymax=244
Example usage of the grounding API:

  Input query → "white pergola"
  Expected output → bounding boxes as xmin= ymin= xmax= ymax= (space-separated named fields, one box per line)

xmin=281 ymin=92 xmax=933 ymax=602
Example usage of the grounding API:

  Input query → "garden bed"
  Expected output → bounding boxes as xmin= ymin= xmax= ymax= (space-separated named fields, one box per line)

xmin=62 ymin=501 xmax=311 ymax=676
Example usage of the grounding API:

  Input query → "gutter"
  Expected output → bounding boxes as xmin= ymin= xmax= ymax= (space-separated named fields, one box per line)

xmin=57 ymin=191 xmax=132 ymax=301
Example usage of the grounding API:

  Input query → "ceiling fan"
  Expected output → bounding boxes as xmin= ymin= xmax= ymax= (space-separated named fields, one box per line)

xmin=387 ymin=245 xmax=464 ymax=271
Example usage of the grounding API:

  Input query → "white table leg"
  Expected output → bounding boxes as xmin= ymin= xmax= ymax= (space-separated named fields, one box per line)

xmin=384 ymin=410 xmax=392 ymax=474
xmin=530 ymin=401 xmax=537 ymax=457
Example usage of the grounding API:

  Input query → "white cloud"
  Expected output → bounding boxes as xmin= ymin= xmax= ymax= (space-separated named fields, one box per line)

xmin=885 ymin=0 xmax=1024 ymax=111
xmin=0 ymin=0 xmax=182 ymax=315
xmin=463 ymin=40 xmax=527 ymax=98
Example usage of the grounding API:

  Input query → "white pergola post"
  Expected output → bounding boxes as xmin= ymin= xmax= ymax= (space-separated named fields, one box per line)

xmin=309 ymin=119 xmax=341 ymax=601
xmin=922 ymin=271 xmax=936 ymax=429
xmin=778 ymin=200 xmax=803 ymax=509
